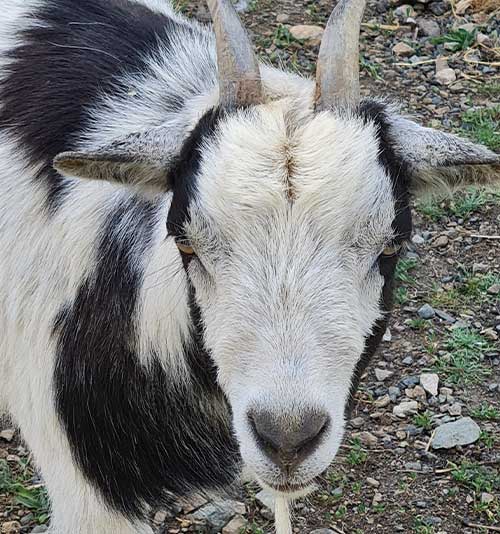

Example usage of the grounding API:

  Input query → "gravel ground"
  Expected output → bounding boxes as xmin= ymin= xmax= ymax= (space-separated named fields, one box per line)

xmin=1 ymin=1 xmax=499 ymax=533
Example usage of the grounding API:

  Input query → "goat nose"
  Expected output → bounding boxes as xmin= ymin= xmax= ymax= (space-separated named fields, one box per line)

xmin=248 ymin=409 xmax=330 ymax=474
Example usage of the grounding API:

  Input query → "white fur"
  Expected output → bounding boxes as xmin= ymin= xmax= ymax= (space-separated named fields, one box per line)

xmin=1 ymin=0 xmax=498 ymax=533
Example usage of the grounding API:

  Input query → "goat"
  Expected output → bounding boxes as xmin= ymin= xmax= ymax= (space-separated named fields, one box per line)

xmin=0 ymin=0 xmax=498 ymax=532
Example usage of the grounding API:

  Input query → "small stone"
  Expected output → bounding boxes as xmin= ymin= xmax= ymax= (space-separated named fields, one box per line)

xmin=405 ymin=461 xmax=423 ymax=471
xmin=0 ymin=429 xmax=15 ymax=442
xmin=222 ymin=515 xmax=247 ymax=534
xmin=289 ymin=25 xmax=324 ymax=45
xmin=472 ymin=262 xmax=488 ymax=274
xmin=432 ymin=235 xmax=449 ymax=248
xmin=488 ymin=383 xmax=499 ymax=393
xmin=331 ymin=487 xmax=343 ymax=498
xmin=407 ymin=385 xmax=427 ymax=402
xmin=310 ymin=530 xmax=336 ymax=534
xmin=189 ymin=500 xmax=245 ymax=532
xmin=476 ymin=32 xmax=492 ymax=47
xmin=393 ymin=401 xmax=419 ymax=418
xmin=487 ymin=284 xmax=500 ymax=295
xmin=481 ymin=493 xmax=495 ymax=505
xmin=352 ymin=431 xmax=378 ymax=448
xmin=374 ymin=395 xmax=391 ymax=408
xmin=276 ymin=13 xmax=289 ymax=23
xmin=154 ymin=511 xmax=168 ymax=525
xmin=417 ymin=18 xmax=441 ymax=37
xmin=429 ymin=2 xmax=447 ymax=15
xmin=30 ymin=528 xmax=48 ymax=534
xmin=1 ymin=523 xmax=21 ymax=534
xmin=375 ymin=368 xmax=393 ymax=382
xmin=394 ymin=5 xmax=416 ymax=18
xmin=447 ymin=403 xmax=462 ymax=416
xmin=393 ymin=42 xmax=415 ymax=56
xmin=255 ymin=490 xmax=275 ymax=513
xmin=420 ymin=373 xmax=439 ymax=397
xmin=402 ymin=356 xmax=414 ymax=365
xmin=389 ymin=386 xmax=401 ymax=401
xmin=366 ymin=477 xmax=380 ymax=487
xmin=418 ymin=304 xmax=435 ymax=320
xmin=482 ymin=328 xmax=499 ymax=341
xmin=435 ymin=309 xmax=456 ymax=323
xmin=457 ymin=22 xmax=476 ymax=33
xmin=412 ymin=234 xmax=425 ymax=245
xmin=383 ymin=328 xmax=392 ymax=342
xmin=431 ymin=417 xmax=481 ymax=449
xmin=351 ymin=417 xmax=365 ymax=428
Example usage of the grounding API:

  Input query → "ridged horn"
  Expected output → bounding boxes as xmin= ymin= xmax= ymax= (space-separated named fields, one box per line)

xmin=206 ymin=0 xmax=263 ymax=107
xmin=315 ymin=0 xmax=367 ymax=111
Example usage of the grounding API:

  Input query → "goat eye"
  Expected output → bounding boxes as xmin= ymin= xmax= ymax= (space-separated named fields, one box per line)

xmin=381 ymin=243 xmax=401 ymax=257
xmin=176 ymin=242 xmax=195 ymax=255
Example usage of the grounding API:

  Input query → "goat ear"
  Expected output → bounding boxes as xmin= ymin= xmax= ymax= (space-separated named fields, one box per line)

xmin=53 ymin=128 xmax=174 ymax=191
xmin=388 ymin=116 xmax=500 ymax=194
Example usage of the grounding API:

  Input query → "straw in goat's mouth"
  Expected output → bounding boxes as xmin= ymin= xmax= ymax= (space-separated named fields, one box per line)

xmin=274 ymin=495 xmax=292 ymax=534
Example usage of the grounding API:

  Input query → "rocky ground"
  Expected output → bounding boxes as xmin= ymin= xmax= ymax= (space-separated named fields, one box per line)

xmin=1 ymin=0 xmax=499 ymax=533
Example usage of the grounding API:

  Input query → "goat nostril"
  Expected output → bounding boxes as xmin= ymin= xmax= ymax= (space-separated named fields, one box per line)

xmin=248 ymin=409 xmax=330 ymax=472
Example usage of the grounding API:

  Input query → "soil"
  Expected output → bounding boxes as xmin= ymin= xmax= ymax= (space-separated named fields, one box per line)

xmin=1 ymin=1 xmax=499 ymax=533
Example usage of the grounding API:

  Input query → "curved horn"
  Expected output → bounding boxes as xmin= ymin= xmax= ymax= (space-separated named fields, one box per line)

xmin=206 ymin=0 xmax=263 ymax=107
xmin=315 ymin=0 xmax=367 ymax=111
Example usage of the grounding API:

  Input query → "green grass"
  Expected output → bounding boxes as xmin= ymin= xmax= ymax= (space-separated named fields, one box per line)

xmin=471 ymin=403 xmax=500 ymax=421
xmin=414 ymin=517 xmax=436 ymax=534
xmin=478 ymin=83 xmax=500 ymax=98
xmin=346 ymin=439 xmax=368 ymax=466
xmin=479 ymin=430 xmax=496 ymax=449
xmin=413 ymin=411 xmax=433 ymax=431
xmin=360 ymin=56 xmax=381 ymax=80
xmin=416 ymin=199 xmax=446 ymax=222
xmin=449 ymin=188 xmax=489 ymax=217
xmin=433 ymin=328 xmax=492 ymax=385
xmin=452 ymin=461 xmax=500 ymax=494
xmin=395 ymin=286 xmax=409 ymax=305
xmin=430 ymin=272 xmax=500 ymax=311
xmin=408 ymin=318 xmax=428 ymax=330
xmin=461 ymin=106 xmax=500 ymax=151
xmin=272 ymin=24 xmax=299 ymax=48
xmin=431 ymin=28 xmax=477 ymax=52
xmin=396 ymin=258 xmax=418 ymax=285
xmin=0 ymin=459 xmax=50 ymax=524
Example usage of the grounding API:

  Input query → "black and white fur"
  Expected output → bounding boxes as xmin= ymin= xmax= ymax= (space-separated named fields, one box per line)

xmin=0 ymin=1 xmax=498 ymax=532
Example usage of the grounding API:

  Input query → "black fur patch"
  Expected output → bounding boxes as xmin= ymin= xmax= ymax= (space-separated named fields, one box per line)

xmin=0 ymin=0 xmax=188 ymax=212
xmin=54 ymin=191 xmax=239 ymax=518
xmin=346 ymin=100 xmax=413 ymax=413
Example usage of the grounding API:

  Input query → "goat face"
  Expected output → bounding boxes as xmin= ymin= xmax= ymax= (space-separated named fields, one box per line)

xmin=165 ymin=101 xmax=411 ymax=492
xmin=55 ymin=94 xmax=499 ymax=494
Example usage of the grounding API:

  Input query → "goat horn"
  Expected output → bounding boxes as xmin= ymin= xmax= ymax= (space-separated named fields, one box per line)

xmin=315 ymin=0 xmax=367 ymax=111
xmin=206 ymin=0 xmax=263 ymax=107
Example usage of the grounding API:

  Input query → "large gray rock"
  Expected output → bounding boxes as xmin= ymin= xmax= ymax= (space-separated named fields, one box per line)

xmin=431 ymin=417 xmax=481 ymax=449
xmin=188 ymin=500 xmax=245 ymax=533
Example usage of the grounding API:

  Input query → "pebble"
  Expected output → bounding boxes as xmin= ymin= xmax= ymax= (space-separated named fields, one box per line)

xmin=487 ymin=284 xmax=500 ymax=295
xmin=375 ymin=368 xmax=394 ymax=382
xmin=402 ymin=355 xmax=414 ymax=365
xmin=472 ymin=262 xmax=489 ymax=274
xmin=420 ymin=373 xmax=439 ymax=397
xmin=310 ymin=530 xmax=336 ymax=534
xmin=447 ymin=403 xmax=462 ymax=416
xmin=393 ymin=42 xmax=415 ymax=56
xmin=405 ymin=461 xmax=423 ymax=471
xmin=289 ymin=25 xmax=324 ymax=45
xmin=30 ymin=528 xmax=48 ymax=534
xmin=393 ymin=401 xmax=419 ymax=418
xmin=0 ymin=429 xmax=15 ymax=442
xmin=432 ymin=235 xmax=449 ymax=248
xmin=351 ymin=417 xmax=365 ymax=428
xmin=366 ymin=477 xmax=380 ymax=487
xmin=374 ymin=395 xmax=391 ymax=408
xmin=352 ymin=431 xmax=379 ymax=448
xmin=188 ymin=500 xmax=245 ymax=532
xmin=481 ymin=493 xmax=495 ymax=505
xmin=222 ymin=515 xmax=247 ymax=534
xmin=435 ymin=309 xmax=456 ymax=323
xmin=1 ymin=523 xmax=21 ymax=534
xmin=488 ymin=383 xmax=499 ymax=393
xmin=431 ymin=417 xmax=481 ymax=449
xmin=394 ymin=5 xmax=416 ymax=18
xmin=255 ymin=490 xmax=274 ymax=513
xmin=417 ymin=18 xmax=441 ymax=37
xmin=418 ymin=304 xmax=435 ymax=320
xmin=389 ymin=386 xmax=402 ymax=401
xmin=276 ymin=13 xmax=289 ymax=23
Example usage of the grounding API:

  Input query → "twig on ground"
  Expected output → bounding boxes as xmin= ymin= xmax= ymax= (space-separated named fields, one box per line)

xmin=470 ymin=234 xmax=500 ymax=240
xmin=462 ymin=518 xmax=500 ymax=532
